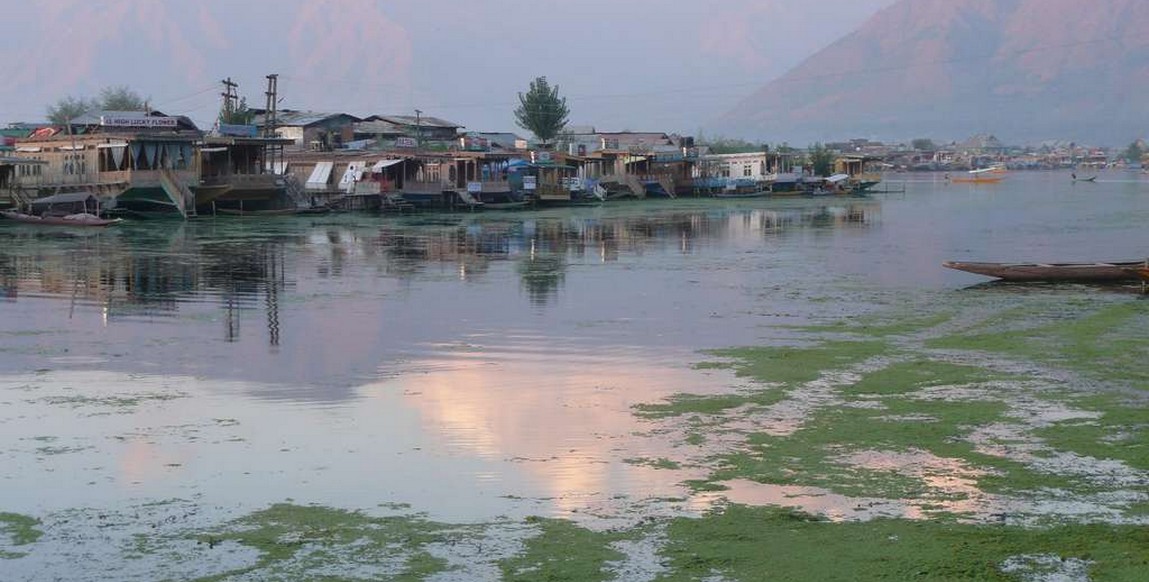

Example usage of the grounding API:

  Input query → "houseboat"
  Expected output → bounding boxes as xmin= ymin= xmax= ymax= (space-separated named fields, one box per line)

xmin=9 ymin=111 xmax=201 ymax=218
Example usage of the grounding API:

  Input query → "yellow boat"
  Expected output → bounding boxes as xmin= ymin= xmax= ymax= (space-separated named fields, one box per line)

xmin=951 ymin=167 xmax=1005 ymax=184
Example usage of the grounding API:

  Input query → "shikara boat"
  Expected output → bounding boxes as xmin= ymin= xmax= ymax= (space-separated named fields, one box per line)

xmin=943 ymin=260 xmax=1148 ymax=282
xmin=951 ymin=168 xmax=1005 ymax=184
xmin=1072 ymin=175 xmax=1098 ymax=183
xmin=1 ymin=210 xmax=122 ymax=227
xmin=1123 ymin=266 xmax=1149 ymax=281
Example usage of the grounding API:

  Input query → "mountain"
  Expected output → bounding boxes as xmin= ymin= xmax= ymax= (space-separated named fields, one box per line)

xmin=717 ymin=0 xmax=1149 ymax=145
xmin=0 ymin=0 xmax=412 ymax=124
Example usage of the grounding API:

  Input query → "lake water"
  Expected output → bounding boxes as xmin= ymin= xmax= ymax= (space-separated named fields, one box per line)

xmin=2 ymin=171 xmax=1148 ymax=526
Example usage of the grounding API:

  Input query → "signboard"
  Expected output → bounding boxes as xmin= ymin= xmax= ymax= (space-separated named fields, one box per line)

xmin=523 ymin=176 xmax=537 ymax=191
xmin=467 ymin=181 xmax=482 ymax=193
xmin=536 ymin=151 xmax=552 ymax=163
xmin=395 ymin=137 xmax=417 ymax=148
xmin=218 ymin=124 xmax=258 ymax=138
xmin=100 ymin=116 xmax=178 ymax=128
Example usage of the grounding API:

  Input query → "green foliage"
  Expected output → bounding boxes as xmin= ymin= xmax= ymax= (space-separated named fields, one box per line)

xmin=912 ymin=138 xmax=937 ymax=151
xmin=514 ymin=76 xmax=570 ymax=145
xmin=809 ymin=143 xmax=835 ymax=176
xmin=1123 ymin=141 xmax=1144 ymax=164
xmin=219 ymin=96 xmax=254 ymax=126
xmin=46 ymin=85 xmax=149 ymax=124
xmin=702 ymin=137 xmax=765 ymax=155
xmin=46 ymin=96 xmax=100 ymax=124
xmin=98 ymin=85 xmax=147 ymax=111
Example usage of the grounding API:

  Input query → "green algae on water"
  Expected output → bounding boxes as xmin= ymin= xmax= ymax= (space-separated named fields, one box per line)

xmin=499 ymin=517 xmax=629 ymax=582
xmin=0 ymin=512 xmax=43 ymax=559
xmin=657 ymin=504 xmax=1149 ymax=582
xmin=189 ymin=504 xmax=453 ymax=581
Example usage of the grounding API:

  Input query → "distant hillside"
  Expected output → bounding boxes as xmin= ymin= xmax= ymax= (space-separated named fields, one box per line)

xmin=718 ymin=0 xmax=1149 ymax=145
xmin=2 ymin=0 xmax=411 ymax=123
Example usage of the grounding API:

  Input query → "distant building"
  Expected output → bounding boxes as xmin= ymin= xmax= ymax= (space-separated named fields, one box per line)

xmin=251 ymin=109 xmax=362 ymax=149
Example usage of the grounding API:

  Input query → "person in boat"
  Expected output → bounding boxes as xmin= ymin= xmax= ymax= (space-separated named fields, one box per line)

xmin=1072 ymin=172 xmax=1077 ymax=180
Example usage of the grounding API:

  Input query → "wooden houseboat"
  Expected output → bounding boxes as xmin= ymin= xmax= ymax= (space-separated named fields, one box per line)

xmin=197 ymin=125 xmax=301 ymax=213
xmin=9 ymin=111 xmax=201 ymax=218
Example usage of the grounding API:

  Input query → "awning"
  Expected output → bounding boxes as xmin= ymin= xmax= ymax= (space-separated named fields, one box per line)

xmin=371 ymin=158 xmax=403 ymax=172
xmin=306 ymin=161 xmax=334 ymax=190
xmin=58 ymin=144 xmax=86 ymax=151
xmin=15 ymin=146 xmax=41 ymax=152
xmin=96 ymin=142 xmax=128 ymax=149
xmin=827 ymin=173 xmax=850 ymax=184
xmin=200 ymin=147 xmax=229 ymax=153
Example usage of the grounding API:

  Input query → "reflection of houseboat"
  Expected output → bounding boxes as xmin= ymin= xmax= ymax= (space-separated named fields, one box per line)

xmin=10 ymin=111 xmax=201 ymax=217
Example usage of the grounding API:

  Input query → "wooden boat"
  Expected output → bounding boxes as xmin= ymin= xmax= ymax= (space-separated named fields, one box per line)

xmin=1 ymin=210 xmax=122 ymax=227
xmin=943 ymin=260 xmax=1148 ymax=282
xmin=1123 ymin=266 xmax=1149 ymax=281
xmin=1071 ymin=175 xmax=1097 ymax=183
xmin=951 ymin=168 xmax=1005 ymax=184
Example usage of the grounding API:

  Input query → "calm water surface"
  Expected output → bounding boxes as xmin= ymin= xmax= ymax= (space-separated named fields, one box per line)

xmin=2 ymin=171 xmax=1147 ymax=522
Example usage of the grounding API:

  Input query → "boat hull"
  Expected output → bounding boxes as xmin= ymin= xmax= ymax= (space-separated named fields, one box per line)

xmin=944 ymin=261 xmax=1147 ymax=282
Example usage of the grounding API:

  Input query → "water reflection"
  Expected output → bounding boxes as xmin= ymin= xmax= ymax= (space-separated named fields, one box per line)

xmin=1 ymin=203 xmax=876 ymax=331
xmin=0 ymin=203 xmax=877 ymax=394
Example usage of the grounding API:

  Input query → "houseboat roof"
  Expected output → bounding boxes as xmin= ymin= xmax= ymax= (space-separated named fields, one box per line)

xmin=203 ymin=135 xmax=296 ymax=147
xmin=472 ymin=133 xmax=527 ymax=150
xmin=366 ymin=115 xmax=463 ymax=130
xmin=68 ymin=110 xmax=200 ymax=131
xmin=251 ymin=110 xmax=362 ymax=128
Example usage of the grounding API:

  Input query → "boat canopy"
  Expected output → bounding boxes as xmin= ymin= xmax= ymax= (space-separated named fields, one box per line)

xmin=371 ymin=159 xmax=403 ymax=172
xmin=826 ymin=173 xmax=850 ymax=184
xmin=306 ymin=161 xmax=334 ymax=190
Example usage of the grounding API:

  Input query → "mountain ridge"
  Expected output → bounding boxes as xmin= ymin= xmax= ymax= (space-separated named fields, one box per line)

xmin=718 ymin=0 xmax=1149 ymax=145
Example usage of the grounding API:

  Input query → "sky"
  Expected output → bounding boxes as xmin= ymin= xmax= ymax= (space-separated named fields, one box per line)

xmin=0 ymin=0 xmax=899 ymax=135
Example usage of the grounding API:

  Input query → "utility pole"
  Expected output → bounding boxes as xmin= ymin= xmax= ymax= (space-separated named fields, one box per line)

xmin=220 ymin=77 xmax=239 ymax=126
xmin=414 ymin=108 xmax=422 ymax=152
xmin=264 ymin=74 xmax=279 ymax=139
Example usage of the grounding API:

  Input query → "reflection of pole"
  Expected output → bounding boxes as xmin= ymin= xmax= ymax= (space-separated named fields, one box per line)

xmin=265 ymin=246 xmax=281 ymax=349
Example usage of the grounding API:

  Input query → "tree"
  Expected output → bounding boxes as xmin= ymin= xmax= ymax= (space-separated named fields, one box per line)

xmin=219 ymin=96 xmax=254 ymax=126
xmin=45 ymin=85 xmax=149 ymax=125
xmin=911 ymin=138 xmax=936 ymax=151
xmin=808 ymin=143 xmax=835 ymax=176
xmin=514 ymin=76 xmax=569 ymax=146
xmin=1123 ymin=141 xmax=1144 ymax=164
xmin=46 ymin=95 xmax=100 ymax=125
xmin=99 ymin=85 xmax=148 ymax=111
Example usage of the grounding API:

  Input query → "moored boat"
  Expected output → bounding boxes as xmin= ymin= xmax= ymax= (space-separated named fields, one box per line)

xmin=1 ymin=210 xmax=123 ymax=227
xmin=950 ymin=168 xmax=1005 ymax=184
xmin=943 ymin=260 xmax=1147 ymax=282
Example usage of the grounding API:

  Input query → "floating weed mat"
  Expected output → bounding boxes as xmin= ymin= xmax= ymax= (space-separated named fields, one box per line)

xmin=635 ymin=288 xmax=1149 ymax=527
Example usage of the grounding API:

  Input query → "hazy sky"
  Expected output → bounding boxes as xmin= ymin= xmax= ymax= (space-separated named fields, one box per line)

xmin=0 ymin=0 xmax=898 ymax=134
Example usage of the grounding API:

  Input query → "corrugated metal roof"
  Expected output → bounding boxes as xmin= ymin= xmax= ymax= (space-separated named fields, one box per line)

xmin=369 ymin=115 xmax=463 ymax=129
xmin=253 ymin=110 xmax=361 ymax=128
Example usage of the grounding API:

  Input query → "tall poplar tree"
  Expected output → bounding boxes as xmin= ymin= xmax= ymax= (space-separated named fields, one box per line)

xmin=514 ymin=76 xmax=569 ymax=147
